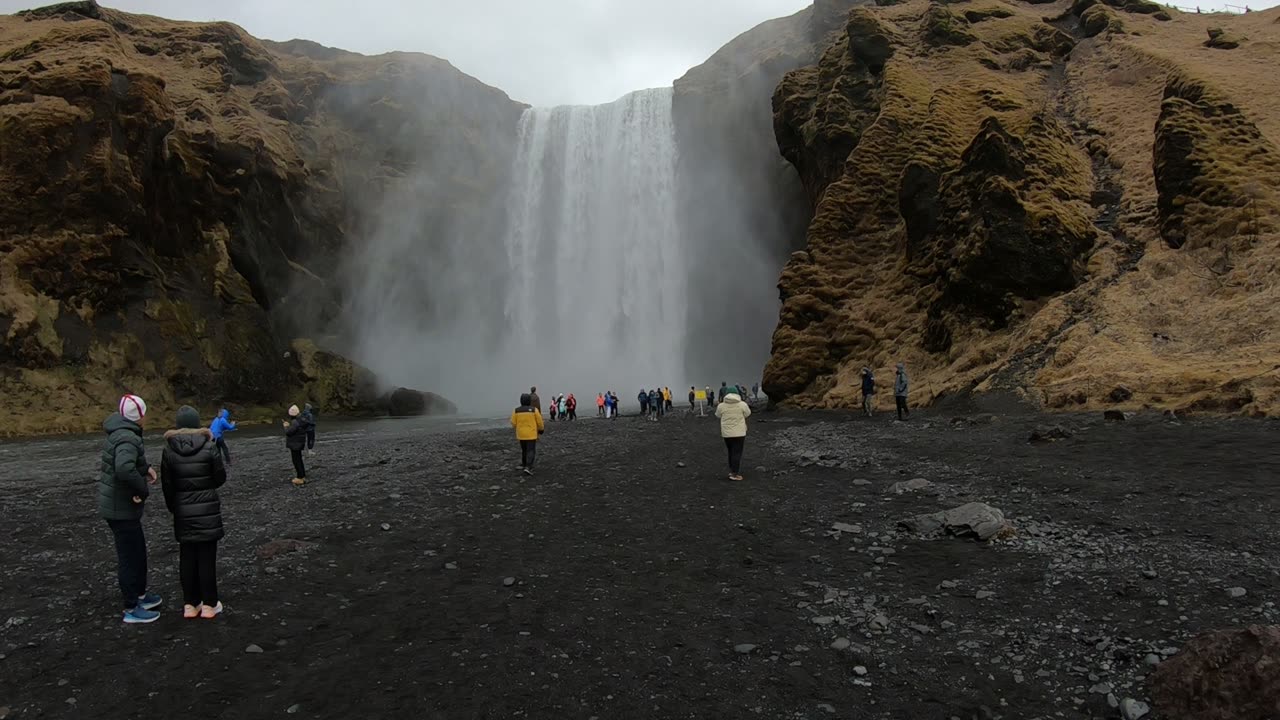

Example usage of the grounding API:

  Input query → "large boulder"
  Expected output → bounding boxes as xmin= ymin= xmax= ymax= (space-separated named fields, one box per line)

xmin=1150 ymin=625 xmax=1280 ymax=720
xmin=900 ymin=502 xmax=1011 ymax=540
xmin=383 ymin=387 xmax=457 ymax=417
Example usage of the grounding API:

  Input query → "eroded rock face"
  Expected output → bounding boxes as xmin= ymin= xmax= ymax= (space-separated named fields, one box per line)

xmin=1149 ymin=625 xmax=1280 ymax=720
xmin=0 ymin=2 xmax=521 ymax=434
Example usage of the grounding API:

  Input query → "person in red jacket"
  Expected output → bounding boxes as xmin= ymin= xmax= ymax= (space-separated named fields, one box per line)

xmin=566 ymin=394 xmax=578 ymax=420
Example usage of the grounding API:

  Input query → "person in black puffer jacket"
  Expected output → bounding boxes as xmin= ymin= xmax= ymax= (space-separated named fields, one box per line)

xmin=161 ymin=406 xmax=227 ymax=619
xmin=283 ymin=404 xmax=312 ymax=486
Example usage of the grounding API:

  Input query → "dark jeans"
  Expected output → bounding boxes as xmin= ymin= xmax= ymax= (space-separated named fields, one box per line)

xmin=306 ymin=430 xmax=316 ymax=450
xmin=290 ymin=448 xmax=307 ymax=478
xmin=107 ymin=519 xmax=148 ymax=610
xmin=215 ymin=437 xmax=231 ymax=465
xmin=520 ymin=440 xmax=537 ymax=468
xmin=896 ymin=395 xmax=909 ymax=420
xmin=724 ymin=436 xmax=745 ymax=475
xmin=179 ymin=541 xmax=219 ymax=606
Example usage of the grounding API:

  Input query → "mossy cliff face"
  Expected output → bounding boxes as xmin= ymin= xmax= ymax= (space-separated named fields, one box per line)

xmin=765 ymin=0 xmax=1280 ymax=415
xmin=0 ymin=1 xmax=520 ymax=434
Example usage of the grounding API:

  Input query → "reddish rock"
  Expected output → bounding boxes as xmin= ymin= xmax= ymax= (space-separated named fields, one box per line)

xmin=1150 ymin=625 xmax=1280 ymax=720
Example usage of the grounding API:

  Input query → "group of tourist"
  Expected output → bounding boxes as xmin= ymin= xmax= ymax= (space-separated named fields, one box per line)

xmin=859 ymin=363 xmax=911 ymax=421
xmin=97 ymin=394 xmax=320 ymax=624
xmin=545 ymin=393 xmax=578 ymax=421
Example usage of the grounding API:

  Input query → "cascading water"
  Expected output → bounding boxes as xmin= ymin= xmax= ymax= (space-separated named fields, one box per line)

xmin=501 ymin=87 xmax=687 ymax=400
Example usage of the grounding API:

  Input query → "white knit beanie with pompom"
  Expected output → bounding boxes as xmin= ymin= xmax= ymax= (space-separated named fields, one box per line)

xmin=119 ymin=394 xmax=147 ymax=422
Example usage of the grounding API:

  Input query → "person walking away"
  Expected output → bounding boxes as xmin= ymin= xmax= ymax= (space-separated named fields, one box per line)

xmin=664 ymin=387 xmax=673 ymax=413
xmin=648 ymin=389 xmax=660 ymax=421
xmin=161 ymin=406 xmax=227 ymax=619
xmin=752 ymin=383 xmax=760 ymax=401
xmin=597 ymin=393 xmax=605 ymax=418
xmin=530 ymin=387 xmax=542 ymax=416
xmin=567 ymin=394 xmax=578 ymax=421
xmin=302 ymin=403 xmax=317 ymax=455
xmin=894 ymin=363 xmax=910 ymax=421
xmin=860 ymin=367 xmax=876 ymax=417
xmin=716 ymin=388 xmax=752 ymax=481
xmin=209 ymin=408 xmax=237 ymax=466
xmin=688 ymin=386 xmax=696 ymax=412
xmin=283 ymin=405 xmax=311 ymax=486
xmin=99 ymin=394 xmax=163 ymax=624
xmin=638 ymin=389 xmax=649 ymax=417
xmin=719 ymin=382 xmax=729 ymax=403
xmin=511 ymin=393 xmax=545 ymax=476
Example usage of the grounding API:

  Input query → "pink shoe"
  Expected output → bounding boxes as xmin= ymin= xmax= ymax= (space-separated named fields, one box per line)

xmin=183 ymin=604 xmax=202 ymax=619
xmin=200 ymin=602 xmax=223 ymax=619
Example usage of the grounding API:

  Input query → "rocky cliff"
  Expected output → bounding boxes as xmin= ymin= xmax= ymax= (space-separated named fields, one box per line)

xmin=0 ymin=1 xmax=523 ymax=434
xmin=765 ymin=0 xmax=1280 ymax=415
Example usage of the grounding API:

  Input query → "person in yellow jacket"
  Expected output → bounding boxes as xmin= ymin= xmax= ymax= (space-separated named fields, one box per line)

xmin=510 ymin=393 xmax=545 ymax=476
xmin=715 ymin=386 xmax=752 ymax=481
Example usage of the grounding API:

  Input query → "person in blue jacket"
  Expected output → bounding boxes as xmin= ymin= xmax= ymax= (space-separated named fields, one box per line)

xmin=209 ymin=408 xmax=237 ymax=466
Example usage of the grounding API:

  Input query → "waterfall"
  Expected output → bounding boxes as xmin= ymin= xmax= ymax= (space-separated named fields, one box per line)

xmin=501 ymin=87 xmax=687 ymax=400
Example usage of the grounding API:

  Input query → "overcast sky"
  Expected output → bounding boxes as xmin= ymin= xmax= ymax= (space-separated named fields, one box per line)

xmin=0 ymin=0 xmax=818 ymax=105
xmin=2 ymin=0 xmax=1275 ymax=104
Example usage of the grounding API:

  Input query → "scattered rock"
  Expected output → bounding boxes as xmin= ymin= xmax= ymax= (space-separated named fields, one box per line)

xmin=734 ymin=644 xmax=758 ymax=654
xmin=939 ymin=580 xmax=958 ymax=589
xmin=444 ymin=562 xmax=458 ymax=570
xmin=975 ymin=590 xmax=996 ymax=600
xmin=1120 ymin=698 xmax=1150 ymax=720
xmin=1029 ymin=425 xmax=1073 ymax=444
xmin=888 ymin=478 xmax=934 ymax=494
xmin=676 ymin=461 xmax=686 ymax=468
xmin=1104 ymin=409 xmax=1127 ymax=422
xmin=1151 ymin=625 xmax=1280 ymax=720
xmin=870 ymin=614 xmax=890 ymax=631
xmin=851 ymin=478 xmax=872 ymax=486
xmin=831 ymin=522 xmax=862 ymax=534
xmin=1143 ymin=653 xmax=1162 ymax=667
xmin=853 ymin=665 xmax=869 ymax=676
xmin=1090 ymin=682 xmax=1112 ymax=695
xmin=900 ymin=502 xmax=1012 ymax=541
xmin=245 ymin=644 xmax=264 ymax=654
xmin=1109 ymin=385 xmax=1134 ymax=402
xmin=503 ymin=577 xmax=516 ymax=587
xmin=380 ymin=523 xmax=391 ymax=531
xmin=1142 ymin=569 xmax=1158 ymax=579
xmin=817 ymin=704 xmax=836 ymax=714
xmin=830 ymin=637 xmax=851 ymax=651
xmin=1227 ymin=586 xmax=1247 ymax=598
xmin=287 ymin=704 xmax=301 ymax=715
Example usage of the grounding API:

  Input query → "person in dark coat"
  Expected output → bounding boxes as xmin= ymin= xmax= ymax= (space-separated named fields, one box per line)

xmin=302 ymin=403 xmax=317 ymax=455
xmin=99 ymin=394 xmax=162 ymax=624
xmin=161 ymin=406 xmax=227 ymax=619
xmin=283 ymin=405 xmax=312 ymax=486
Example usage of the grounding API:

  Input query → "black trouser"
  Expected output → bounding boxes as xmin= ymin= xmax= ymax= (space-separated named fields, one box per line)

xmin=290 ymin=448 xmax=307 ymax=478
xmin=179 ymin=541 xmax=219 ymax=607
xmin=306 ymin=430 xmax=316 ymax=450
xmin=520 ymin=440 xmax=537 ymax=468
xmin=215 ymin=437 xmax=231 ymax=465
xmin=896 ymin=396 xmax=909 ymax=420
xmin=569 ymin=408 xmax=576 ymax=420
xmin=107 ymin=519 xmax=148 ymax=610
xmin=724 ymin=436 xmax=745 ymax=475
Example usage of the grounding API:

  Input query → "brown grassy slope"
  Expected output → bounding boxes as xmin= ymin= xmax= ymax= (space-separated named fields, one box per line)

xmin=764 ymin=0 xmax=1280 ymax=416
xmin=0 ymin=1 xmax=521 ymax=435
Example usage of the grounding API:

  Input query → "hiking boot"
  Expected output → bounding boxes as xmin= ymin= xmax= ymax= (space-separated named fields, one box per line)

xmin=291 ymin=478 xmax=306 ymax=486
xmin=183 ymin=604 xmax=202 ymax=619
xmin=522 ymin=467 xmax=533 ymax=477
xmin=137 ymin=592 xmax=163 ymax=610
xmin=200 ymin=602 xmax=224 ymax=619
xmin=123 ymin=606 xmax=160 ymax=624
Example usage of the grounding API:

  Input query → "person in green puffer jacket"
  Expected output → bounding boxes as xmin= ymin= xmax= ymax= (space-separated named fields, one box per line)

xmin=98 ymin=394 xmax=163 ymax=624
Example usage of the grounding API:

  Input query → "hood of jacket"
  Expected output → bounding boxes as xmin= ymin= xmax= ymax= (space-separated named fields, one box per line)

xmin=723 ymin=393 xmax=743 ymax=404
xmin=218 ymin=409 xmax=230 ymax=420
xmin=103 ymin=412 xmax=142 ymax=436
xmin=164 ymin=427 xmax=213 ymax=457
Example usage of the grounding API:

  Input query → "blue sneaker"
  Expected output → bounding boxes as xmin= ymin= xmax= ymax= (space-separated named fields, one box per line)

xmin=137 ymin=593 xmax=163 ymax=611
xmin=123 ymin=606 xmax=160 ymax=624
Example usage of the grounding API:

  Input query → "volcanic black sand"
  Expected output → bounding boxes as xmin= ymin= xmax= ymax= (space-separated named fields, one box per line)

xmin=1 ymin=405 xmax=1277 ymax=719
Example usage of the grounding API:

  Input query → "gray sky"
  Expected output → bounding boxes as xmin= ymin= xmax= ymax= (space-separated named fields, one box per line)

xmin=0 ymin=0 xmax=816 ymax=105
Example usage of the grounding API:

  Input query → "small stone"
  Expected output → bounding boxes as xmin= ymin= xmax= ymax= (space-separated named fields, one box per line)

xmin=975 ymin=590 xmax=995 ymax=600
xmin=852 ymin=478 xmax=872 ymax=486
xmin=1120 ymin=698 xmax=1150 ymax=720
xmin=245 ymin=644 xmax=264 ymax=654
xmin=1157 ymin=599 xmax=1169 ymax=607
xmin=389 ymin=494 xmax=401 ymax=500
xmin=817 ymin=703 xmax=836 ymax=714
xmin=503 ymin=577 xmax=516 ymax=587
xmin=909 ymin=623 xmax=932 ymax=635
xmin=1090 ymin=682 xmax=1112 ymax=695
xmin=677 ymin=461 xmax=686 ymax=468
xmin=870 ymin=614 xmax=890 ymax=631
xmin=853 ymin=665 xmax=868 ymax=676
xmin=1142 ymin=569 xmax=1158 ymax=579
xmin=830 ymin=637 xmax=851 ymax=651
xmin=444 ymin=562 xmax=458 ymax=570
xmin=812 ymin=616 xmax=835 ymax=626
xmin=380 ymin=523 xmax=391 ymax=531
xmin=940 ymin=580 xmax=958 ymax=589
xmin=287 ymin=705 xmax=301 ymax=715
xmin=1227 ymin=587 xmax=1247 ymax=598
xmin=1143 ymin=653 xmax=1161 ymax=667
xmin=0 ymin=706 xmax=9 ymax=719
xmin=734 ymin=644 xmax=758 ymax=654
xmin=832 ymin=522 xmax=862 ymax=534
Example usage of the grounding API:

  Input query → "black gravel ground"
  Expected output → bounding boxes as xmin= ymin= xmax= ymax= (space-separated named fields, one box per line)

xmin=0 ymin=406 xmax=1277 ymax=719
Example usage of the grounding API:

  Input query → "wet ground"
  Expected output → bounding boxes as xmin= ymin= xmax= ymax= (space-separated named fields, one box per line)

xmin=0 ymin=405 xmax=1277 ymax=719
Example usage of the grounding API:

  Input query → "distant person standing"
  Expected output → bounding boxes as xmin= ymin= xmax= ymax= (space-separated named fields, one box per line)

xmin=209 ymin=408 xmax=237 ymax=466
xmin=567 ymin=394 xmax=578 ymax=421
xmin=664 ymin=387 xmax=673 ymax=413
xmin=705 ymin=386 xmax=715 ymax=410
xmin=302 ymin=403 xmax=317 ymax=455
xmin=510 ymin=392 xmax=545 ymax=476
xmin=860 ymin=367 xmax=876 ymax=417
xmin=638 ymin=389 xmax=649 ymax=417
xmin=99 ymin=394 xmax=163 ymax=624
xmin=609 ymin=392 xmax=619 ymax=419
xmin=530 ymin=387 xmax=542 ymax=415
xmin=752 ymin=383 xmax=760 ymax=401
xmin=597 ymin=393 xmax=605 ymax=418
xmin=160 ymin=406 xmax=227 ymax=619
xmin=719 ymin=382 xmax=729 ymax=403
xmin=894 ymin=363 xmax=910 ymax=421
xmin=648 ymin=389 xmax=661 ymax=421
xmin=283 ymin=405 xmax=311 ymax=486
xmin=715 ymin=387 xmax=752 ymax=481
xmin=688 ymin=386 xmax=696 ymax=412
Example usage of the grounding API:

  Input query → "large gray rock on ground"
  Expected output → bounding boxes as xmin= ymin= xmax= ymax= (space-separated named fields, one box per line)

xmin=900 ymin=502 xmax=1011 ymax=540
